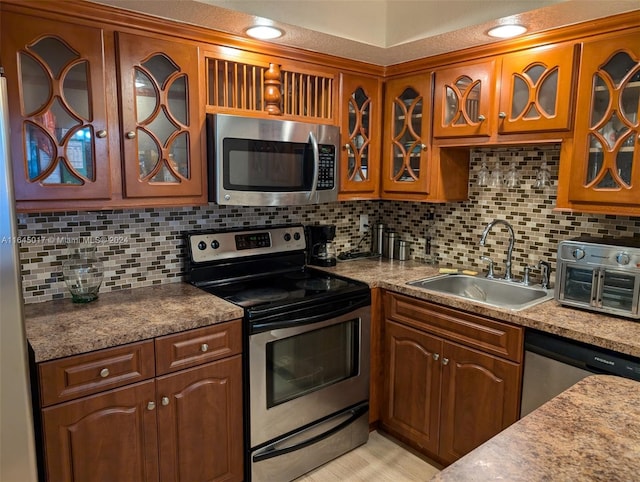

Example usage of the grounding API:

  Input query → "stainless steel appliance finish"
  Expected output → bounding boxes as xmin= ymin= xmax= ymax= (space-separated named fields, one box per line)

xmin=521 ymin=330 xmax=640 ymax=417
xmin=208 ymin=114 xmax=339 ymax=206
xmin=251 ymin=402 xmax=368 ymax=482
xmin=185 ymin=225 xmax=370 ymax=482
xmin=556 ymin=237 xmax=640 ymax=319
xmin=249 ymin=304 xmax=370 ymax=447
xmin=0 ymin=71 xmax=39 ymax=481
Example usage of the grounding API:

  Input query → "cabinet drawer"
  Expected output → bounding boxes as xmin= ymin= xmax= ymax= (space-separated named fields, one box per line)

xmin=155 ymin=320 xmax=242 ymax=375
xmin=384 ymin=292 xmax=523 ymax=362
xmin=39 ymin=340 xmax=155 ymax=407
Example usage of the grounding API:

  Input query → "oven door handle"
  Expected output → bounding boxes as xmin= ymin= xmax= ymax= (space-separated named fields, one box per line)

xmin=250 ymin=296 xmax=370 ymax=333
xmin=252 ymin=403 xmax=368 ymax=463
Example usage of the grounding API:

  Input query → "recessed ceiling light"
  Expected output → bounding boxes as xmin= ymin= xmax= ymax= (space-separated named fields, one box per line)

xmin=245 ymin=26 xmax=283 ymax=40
xmin=487 ymin=24 xmax=527 ymax=38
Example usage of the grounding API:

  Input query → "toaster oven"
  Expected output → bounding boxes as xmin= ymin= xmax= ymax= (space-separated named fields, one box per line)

xmin=555 ymin=237 xmax=640 ymax=319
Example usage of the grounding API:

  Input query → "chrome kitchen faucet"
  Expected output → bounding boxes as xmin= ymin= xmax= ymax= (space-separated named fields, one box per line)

xmin=479 ymin=219 xmax=516 ymax=281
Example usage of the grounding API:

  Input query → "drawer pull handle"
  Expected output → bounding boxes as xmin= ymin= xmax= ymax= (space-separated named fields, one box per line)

xmin=442 ymin=358 xmax=450 ymax=366
xmin=100 ymin=368 xmax=110 ymax=378
xmin=433 ymin=353 xmax=440 ymax=361
xmin=201 ymin=343 xmax=209 ymax=352
xmin=147 ymin=401 xmax=156 ymax=410
xmin=161 ymin=397 xmax=170 ymax=406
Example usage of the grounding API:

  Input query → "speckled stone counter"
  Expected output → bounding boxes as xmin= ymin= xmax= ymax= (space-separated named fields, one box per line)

xmin=25 ymin=258 xmax=640 ymax=363
xmin=318 ymin=258 xmax=640 ymax=358
xmin=24 ymin=283 xmax=244 ymax=362
xmin=430 ymin=375 xmax=640 ymax=481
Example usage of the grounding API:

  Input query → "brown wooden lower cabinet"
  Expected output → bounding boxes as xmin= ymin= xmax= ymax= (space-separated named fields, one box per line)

xmin=156 ymin=356 xmax=243 ymax=482
xmin=38 ymin=321 xmax=244 ymax=482
xmin=381 ymin=292 xmax=522 ymax=466
xmin=42 ymin=380 xmax=160 ymax=482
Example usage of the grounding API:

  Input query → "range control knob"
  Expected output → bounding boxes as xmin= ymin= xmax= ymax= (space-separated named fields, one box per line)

xmin=210 ymin=240 xmax=220 ymax=250
xmin=293 ymin=232 xmax=301 ymax=241
xmin=616 ymin=252 xmax=631 ymax=265
xmin=572 ymin=248 xmax=586 ymax=260
xmin=197 ymin=241 xmax=207 ymax=251
xmin=284 ymin=233 xmax=291 ymax=242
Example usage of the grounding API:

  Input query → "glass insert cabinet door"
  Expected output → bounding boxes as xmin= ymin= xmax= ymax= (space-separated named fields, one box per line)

xmin=339 ymin=74 xmax=381 ymax=197
xmin=382 ymin=74 xmax=431 ymax=195
xmin=568 ymin=32 xmax=640 ymax=205
xmin=433 ymin=60 xmax=495 ymax=138
xmin=498 ymin=43 xmax=576 ymax=134
xmin=2 ymin=16 xmax=111 ymax=201
xmin=117 ymin=32 xmax=203 ymax=198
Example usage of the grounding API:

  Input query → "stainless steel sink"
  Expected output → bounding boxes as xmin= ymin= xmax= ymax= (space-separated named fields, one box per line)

xmin=406 ymin=274 xmax=554 ymax=311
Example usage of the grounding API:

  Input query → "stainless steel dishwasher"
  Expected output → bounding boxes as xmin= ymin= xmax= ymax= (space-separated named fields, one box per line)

xmin=521 ymin=330 xmax=640 ymax=417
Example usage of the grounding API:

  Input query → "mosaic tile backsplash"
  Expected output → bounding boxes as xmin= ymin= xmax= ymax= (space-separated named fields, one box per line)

xmin=17 ymin=146 xmax=640 ymax=303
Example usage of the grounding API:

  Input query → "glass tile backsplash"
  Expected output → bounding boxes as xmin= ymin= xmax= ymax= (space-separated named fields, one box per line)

xmin=17 ymin=147 xmax=639 ymax=303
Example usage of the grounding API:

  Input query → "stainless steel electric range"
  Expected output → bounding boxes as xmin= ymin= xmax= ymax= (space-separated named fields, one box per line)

xmin=184 ymin=224 xmax=371 ymax=482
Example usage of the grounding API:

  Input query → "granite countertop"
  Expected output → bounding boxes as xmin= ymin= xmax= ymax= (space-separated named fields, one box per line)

xmin=430 ymin=375 xmax=640 ymax=481
xmin=25 ymin=258 xmax=640 ymax=362
xmin=24 ymin=283 xmax=244 ymax=362
xmin=319 ymin=258 xmax=640 ymax=358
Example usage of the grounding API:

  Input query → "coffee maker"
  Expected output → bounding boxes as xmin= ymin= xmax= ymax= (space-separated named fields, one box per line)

xmin=306 ymin=224 xmax=337 ymax=267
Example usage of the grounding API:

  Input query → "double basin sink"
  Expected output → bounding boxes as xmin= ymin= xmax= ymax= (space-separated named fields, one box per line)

xmin=407 ymin=274 xmax=553 ymax=311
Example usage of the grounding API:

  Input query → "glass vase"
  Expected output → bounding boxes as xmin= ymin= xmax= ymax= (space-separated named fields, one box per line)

xmin=62 ymin=245 xmax=104 ymax=303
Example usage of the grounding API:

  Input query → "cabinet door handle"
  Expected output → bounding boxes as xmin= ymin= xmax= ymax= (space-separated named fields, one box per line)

xmin=498 ymin=112 xmax=506 ymax=119
xmin=125 ymin=131 xmax=136 ymax=139
xmin=96 ymin=130 xmax=107 ymax=138
xmin=201 ymin=343 xmax=209 ymax=352
xmin=420 ymin=144 xmax=427 ymax=151
xmin=442 ymin=358 xmax=449 ymax=365
xmin=433 ymin=353 xmax=440 ymax=361
xmin=477 ymin=115 xmax=486 ymax=122
xmin=147 ymin=401 xmax=156 ymax=410
xmin=161 ymin=396 xmax=170 ymax=406
xmin=344 ymin=143 xmax=353 ymax=154
xmin=99 ymin=368 xmax=110 ymax=378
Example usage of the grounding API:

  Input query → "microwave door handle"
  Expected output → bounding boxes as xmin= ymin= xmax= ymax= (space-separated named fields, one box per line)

xmin=308 ymin=130 xmax=319 ymax=201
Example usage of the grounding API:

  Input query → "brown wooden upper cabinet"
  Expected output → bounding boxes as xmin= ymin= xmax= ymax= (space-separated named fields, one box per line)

xmin=1 ymin=7 xmax=206 ymax=210
xmin=558 ymin=30 xmax=640 ymax=213
xmin=382 ymin=73 xmax=432 ymax=196
xmin=338 ymin=73 xmax=382 ymax=199
xmin=433 ymin=43 xmax=577 ymax=139
xmin=2 ymin=14 xmax=113 ymax=202
xmin=117 ymin=32 xmax=203 ymax=199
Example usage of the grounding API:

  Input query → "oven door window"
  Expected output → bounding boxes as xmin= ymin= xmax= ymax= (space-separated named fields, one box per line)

xmin=266 ymin=319 xmax=359 ymax=408
xmin=563 ymin=266 xmax=595 ymax=304
xmin=223 ymin=138 xmax=313 ymax=191
xmin=601 ymin=271 xmax=637 ymax=312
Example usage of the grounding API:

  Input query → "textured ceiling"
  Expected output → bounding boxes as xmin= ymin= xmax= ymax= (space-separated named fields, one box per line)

xmin=91 ymin=0 xmax=640 ymax=65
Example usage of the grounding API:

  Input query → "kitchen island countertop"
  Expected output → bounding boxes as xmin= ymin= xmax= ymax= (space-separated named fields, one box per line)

xmin=430 ymin=374 xmax=640 ymax=481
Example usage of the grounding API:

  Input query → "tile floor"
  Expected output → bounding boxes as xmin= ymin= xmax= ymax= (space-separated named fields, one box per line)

xmin=295 ymin=431 xmax=442 ymax=481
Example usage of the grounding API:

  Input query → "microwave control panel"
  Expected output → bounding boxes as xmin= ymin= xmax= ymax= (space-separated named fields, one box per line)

xmin=317 ymin=145 xmax=336 ymax=190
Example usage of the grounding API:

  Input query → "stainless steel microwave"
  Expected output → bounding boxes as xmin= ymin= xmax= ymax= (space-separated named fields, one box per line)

xmin=555 ymin=237 xmax=640 ymax=319
xmin=207 ymin=114 xmax=339 ymax=206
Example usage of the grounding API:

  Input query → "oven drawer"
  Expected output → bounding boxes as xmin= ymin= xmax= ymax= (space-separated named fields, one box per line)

xmin=155 ymin=320 xmax=242 ymax=375
xmin=39 ymin=340 xmax=155 ymax=407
